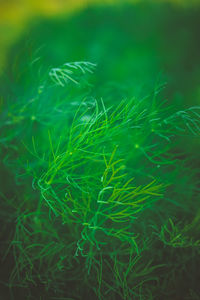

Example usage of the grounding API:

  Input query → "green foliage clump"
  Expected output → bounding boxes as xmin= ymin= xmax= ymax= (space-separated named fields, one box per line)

xmin=0 ymin=60 xmax=200 ymax=299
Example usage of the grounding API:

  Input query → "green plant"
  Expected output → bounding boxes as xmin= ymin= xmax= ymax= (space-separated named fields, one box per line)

xmin=1 ymin=60 xmax=200 ymax=299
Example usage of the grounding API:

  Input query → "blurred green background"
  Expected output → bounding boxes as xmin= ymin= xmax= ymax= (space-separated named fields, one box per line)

xmin=1 ymin=0 xmax=200 ymax=154
xmin=1 ymin=0 xmax=200 ymax=105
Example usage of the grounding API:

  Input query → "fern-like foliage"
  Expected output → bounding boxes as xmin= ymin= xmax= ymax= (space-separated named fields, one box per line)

xmin=49 ymin=61 xmax=96 ymax=86
xmin=1 ymin=60 xmax=200 ymax=300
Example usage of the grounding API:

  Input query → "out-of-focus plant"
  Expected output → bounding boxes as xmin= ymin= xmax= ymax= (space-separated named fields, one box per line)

xmin=1 ymin=0 xmax=200 ymax=73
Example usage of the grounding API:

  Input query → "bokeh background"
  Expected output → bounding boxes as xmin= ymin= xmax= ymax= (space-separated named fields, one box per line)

xmin=1 ymin=0 xmax=200 ymax=151
xmin=1 ymin=0 xmax=200 ymax=101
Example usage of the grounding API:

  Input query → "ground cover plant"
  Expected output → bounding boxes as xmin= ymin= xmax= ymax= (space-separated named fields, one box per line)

xmin=0 ymin=56 xmax=200 ymax=300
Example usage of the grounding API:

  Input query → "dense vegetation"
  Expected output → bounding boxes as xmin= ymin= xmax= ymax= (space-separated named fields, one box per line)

xmin=0 ymin=3 xmax=200 ymax=300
